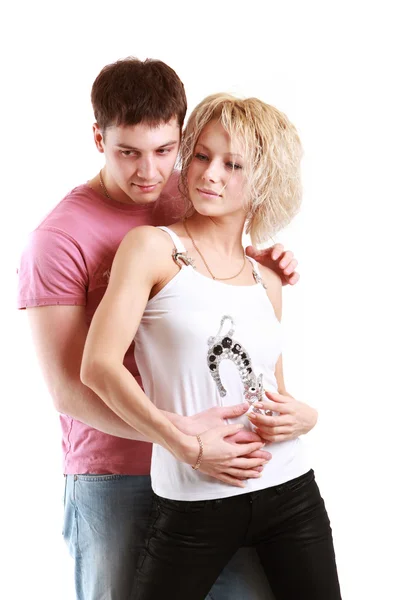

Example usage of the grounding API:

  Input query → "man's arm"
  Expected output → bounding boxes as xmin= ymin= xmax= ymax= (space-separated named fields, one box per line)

xmin=28 ymin=304 xmax=259 ymax=442
xmin=28 ymin=304 xmax=149 ymax=440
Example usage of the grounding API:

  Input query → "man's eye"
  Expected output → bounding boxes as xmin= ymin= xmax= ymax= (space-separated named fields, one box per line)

xmin=120 ymin=150 xmax=134 ymax=157
xmin=157 ymin=148 xmax=171 ymax=155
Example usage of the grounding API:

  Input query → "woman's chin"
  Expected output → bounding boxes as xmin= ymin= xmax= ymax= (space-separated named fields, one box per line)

xmin=191 ymin=201 xmax=223 ymax=218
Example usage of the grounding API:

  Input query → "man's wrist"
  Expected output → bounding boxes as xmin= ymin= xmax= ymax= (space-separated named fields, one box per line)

xmin=164 ymin=412 xmax=198 ymax=435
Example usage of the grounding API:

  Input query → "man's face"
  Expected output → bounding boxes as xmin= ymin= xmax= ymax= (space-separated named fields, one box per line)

xmin=94 ymin=118 xmax=180 ymax=205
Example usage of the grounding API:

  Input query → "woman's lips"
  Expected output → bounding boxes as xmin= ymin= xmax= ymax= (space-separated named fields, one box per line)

xmin=197 ymin=188 xmax=221 ymax=198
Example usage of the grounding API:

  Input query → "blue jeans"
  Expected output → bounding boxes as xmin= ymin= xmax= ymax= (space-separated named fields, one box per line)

xmin=63 ymin=474 xmax=273 ymax=600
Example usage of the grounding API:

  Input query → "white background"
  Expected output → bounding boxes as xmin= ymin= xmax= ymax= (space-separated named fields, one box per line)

xmin=1 ymin=1 xmax=399 ymax=598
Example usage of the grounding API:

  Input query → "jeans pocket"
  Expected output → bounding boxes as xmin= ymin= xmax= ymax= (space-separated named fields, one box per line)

xmin=275 ymin=469 xmax=315 ymax=495
xmin=155 ymin=495 xmax=208 ymax=513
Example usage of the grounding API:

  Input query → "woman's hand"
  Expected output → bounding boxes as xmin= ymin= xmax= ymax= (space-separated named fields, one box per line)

xmin=247 ymin=391 xmax=318 ymax=443
xmin=178 ymin=424 xmax=271 ymax=488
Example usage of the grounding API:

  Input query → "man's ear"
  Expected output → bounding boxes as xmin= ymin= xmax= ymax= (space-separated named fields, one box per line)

xmin=93 ymin=123 xmax=105 ymax=153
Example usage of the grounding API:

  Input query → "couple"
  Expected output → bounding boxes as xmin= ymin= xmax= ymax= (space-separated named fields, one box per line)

xmin=18 ymin=58 xmax=340 ymax=599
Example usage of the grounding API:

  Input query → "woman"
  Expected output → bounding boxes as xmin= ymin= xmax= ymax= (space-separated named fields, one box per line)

xmin=81 ymin=93 xmax=341 ymax=599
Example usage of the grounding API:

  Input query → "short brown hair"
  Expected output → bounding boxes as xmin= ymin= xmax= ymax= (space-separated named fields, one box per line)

xmin=91 ymin=57 xmax=187 ymax=131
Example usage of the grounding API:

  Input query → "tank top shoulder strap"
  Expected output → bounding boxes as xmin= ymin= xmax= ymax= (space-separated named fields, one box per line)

xmin=158 ymin=226 xmax=187 ymax=252
xmin=158 ymin=226 xmax=195 ymax=270
xmin=246 ymin=255 xmax=268 ymax=289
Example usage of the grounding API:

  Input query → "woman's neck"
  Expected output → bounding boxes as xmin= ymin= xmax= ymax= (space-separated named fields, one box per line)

xmin=184 ymin=213 xmax=246 ymax=259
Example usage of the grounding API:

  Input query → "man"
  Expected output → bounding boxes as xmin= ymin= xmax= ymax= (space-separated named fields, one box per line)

xmin=17 ymin=57 xmax=315 ymax=600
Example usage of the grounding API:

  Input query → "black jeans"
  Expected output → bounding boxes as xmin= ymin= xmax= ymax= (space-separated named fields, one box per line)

xmin=134 ymin=470 xmax=341 ymax=600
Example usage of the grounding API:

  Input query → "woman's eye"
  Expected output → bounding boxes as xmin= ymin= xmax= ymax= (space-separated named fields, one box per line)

xmin=227 ymin=162 xmax=242 ymax=170
xmin=195 ymin=153 xmax=208 ymax=161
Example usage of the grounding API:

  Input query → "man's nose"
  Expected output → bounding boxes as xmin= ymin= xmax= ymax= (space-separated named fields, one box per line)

xmin=136 ymin=157 xmax=157 ymax=180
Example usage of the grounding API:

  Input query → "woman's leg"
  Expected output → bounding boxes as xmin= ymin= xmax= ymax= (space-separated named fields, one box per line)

xmin=208 ymin=547 xmax=275 ymax=600
xmin=134 ymin=494 xmax=250 ymax=600
xmin=253 ymin=470 xmax=341 ymax=600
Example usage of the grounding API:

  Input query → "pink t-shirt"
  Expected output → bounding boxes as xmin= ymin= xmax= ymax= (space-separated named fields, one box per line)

xmin=17 ymin=173 xmax=182 ymax=475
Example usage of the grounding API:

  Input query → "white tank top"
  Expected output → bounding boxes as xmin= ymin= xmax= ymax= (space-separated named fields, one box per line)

xmin=134 ymin=227 xmax=310 ymax=500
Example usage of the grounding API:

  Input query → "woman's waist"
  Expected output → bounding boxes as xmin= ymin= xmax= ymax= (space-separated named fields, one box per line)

xmin=151 ymin=438 xmax=310 ymax=501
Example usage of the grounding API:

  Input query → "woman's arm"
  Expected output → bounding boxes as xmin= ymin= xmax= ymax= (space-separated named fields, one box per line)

xmin=247 ymin=266 xmax=318 ymax=441
xmin=81 ymin=226 xmax=266 ymax=485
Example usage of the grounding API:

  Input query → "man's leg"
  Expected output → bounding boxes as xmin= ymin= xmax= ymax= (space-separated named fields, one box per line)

xmin=207 ymin=547 xmax=275 ymax=600
xmin=63 ymin=474 xmax=153 ymax=600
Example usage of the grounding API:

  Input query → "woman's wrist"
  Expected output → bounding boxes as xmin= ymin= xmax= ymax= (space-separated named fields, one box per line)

xmin=168 ymin=432 xmax=199 ymax=465
xmin=191 ymin=435 xmax=204 ymax=470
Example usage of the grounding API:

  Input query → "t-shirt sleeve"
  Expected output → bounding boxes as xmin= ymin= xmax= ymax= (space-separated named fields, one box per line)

xmin=17 ymin=227 xmax=88 ymax=309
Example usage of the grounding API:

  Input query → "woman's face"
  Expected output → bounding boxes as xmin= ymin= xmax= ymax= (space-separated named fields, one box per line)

xmin=187 ymin=119 xmax=249 ymax=219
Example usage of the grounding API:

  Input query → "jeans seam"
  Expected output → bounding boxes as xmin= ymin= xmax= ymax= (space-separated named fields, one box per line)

xmin=275 ymin=469 xmax=314 ymax=495
xmin=75 ymin=474 xmax=127 ymax=482
xmin=73 ymin=476 xmax=82 ymax=558
xmin=136 ymin=500 xmax=161 ymax=574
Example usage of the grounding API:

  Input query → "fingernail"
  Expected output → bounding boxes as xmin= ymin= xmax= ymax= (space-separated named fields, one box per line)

xmin=254 ymin=403 xmax=264 ymax=409
xmin=247 ymin=413 xmax=256 ymax=420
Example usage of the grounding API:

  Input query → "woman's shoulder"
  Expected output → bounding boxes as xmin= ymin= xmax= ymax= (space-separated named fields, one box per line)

xmin=257 ymin=263 xmax=283 ymax=291
xmin=257 ymin=263 xmax=283 ymax=319
xmin=113 ymin=226 xmax=179 ymax=283
xmin=120 ymin=225 xmax=175 ymax=254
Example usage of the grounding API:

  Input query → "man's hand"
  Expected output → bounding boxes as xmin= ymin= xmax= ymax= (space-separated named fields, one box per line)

xmin=247 ymin=391 xmax=318 ymax=443
xmin=179 ymin=402 xmax=250 ymax=435
xmin=246 ymin=243 xmax=299 ymax=286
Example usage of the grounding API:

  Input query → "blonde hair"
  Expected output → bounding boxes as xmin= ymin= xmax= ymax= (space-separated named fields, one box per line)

xmin=179 ymin=93 xmax=303 ymax=245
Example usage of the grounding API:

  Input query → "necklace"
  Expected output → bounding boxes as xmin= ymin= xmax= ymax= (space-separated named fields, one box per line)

xmin=183 ymin=220 xmax=247 ymax=281
xmin=99 ymin=169 xmax=113 ymax=200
